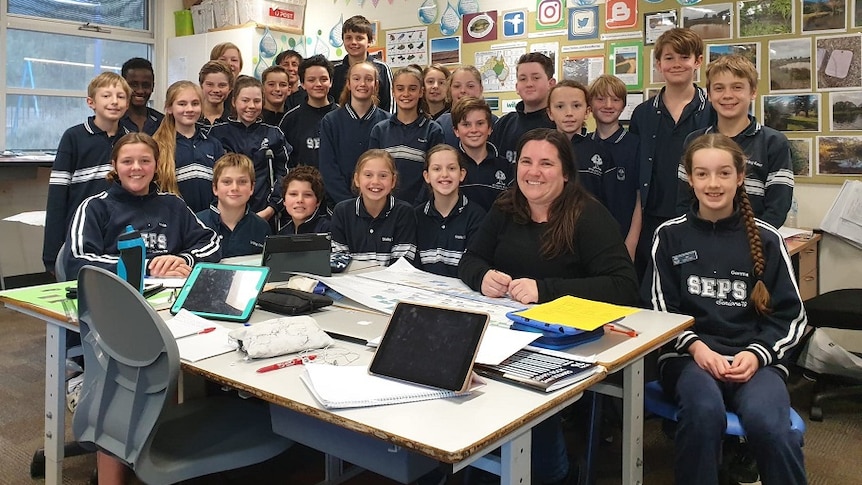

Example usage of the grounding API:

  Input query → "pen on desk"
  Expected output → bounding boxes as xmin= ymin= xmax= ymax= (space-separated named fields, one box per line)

xmin=197 ymin=327 xmax=217 ymax=335
xmin=605 ymin=322 xmax=638 ymax=337
xmin=256 ymin=354 xmax=317 ymax=373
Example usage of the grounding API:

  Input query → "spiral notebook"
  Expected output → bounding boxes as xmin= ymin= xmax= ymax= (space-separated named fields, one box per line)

xmin=300 ymin=363 xmax=484 ymax=409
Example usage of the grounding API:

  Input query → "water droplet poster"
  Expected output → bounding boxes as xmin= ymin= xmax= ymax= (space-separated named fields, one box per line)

xmin=385 ymin=26 xmax=428 ymax=68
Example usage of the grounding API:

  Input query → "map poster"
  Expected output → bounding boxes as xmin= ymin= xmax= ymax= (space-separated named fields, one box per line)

xmin=474 ymin=47 xmax=526 ymax=93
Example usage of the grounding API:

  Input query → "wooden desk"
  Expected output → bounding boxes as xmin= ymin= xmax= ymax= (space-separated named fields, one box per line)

xmin=1 ymin=285 xmax=692 ymax=485
xmin=786 ymin=233 xmax=821 ymax=300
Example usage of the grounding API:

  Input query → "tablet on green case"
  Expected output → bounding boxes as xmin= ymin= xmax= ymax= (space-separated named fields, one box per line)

xmin=170 ymin=263 xmax=270 ymax=323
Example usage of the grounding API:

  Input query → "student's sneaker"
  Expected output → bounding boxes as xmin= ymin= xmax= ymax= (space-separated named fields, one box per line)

xmin=66 ymin=373 xmax=83 ymax=413
xmin=725 ymin=438 xmax=760 ymax=484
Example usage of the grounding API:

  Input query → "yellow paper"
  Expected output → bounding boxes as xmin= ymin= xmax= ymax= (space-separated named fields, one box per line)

xmin=512 ymin=295 xmax=640 ymax=331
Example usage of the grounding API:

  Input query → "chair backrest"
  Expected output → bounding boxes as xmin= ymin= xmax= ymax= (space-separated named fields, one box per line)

xmin=72 ymin=266 xmax=180 ymax=467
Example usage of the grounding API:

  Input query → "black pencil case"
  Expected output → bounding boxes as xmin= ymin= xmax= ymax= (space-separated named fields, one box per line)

xmin=257 ymin=288 xmax=333 ymax=315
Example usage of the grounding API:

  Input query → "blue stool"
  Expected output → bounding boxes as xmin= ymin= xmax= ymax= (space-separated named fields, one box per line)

xmin=644 ymin=380 xmax=806 ymax=436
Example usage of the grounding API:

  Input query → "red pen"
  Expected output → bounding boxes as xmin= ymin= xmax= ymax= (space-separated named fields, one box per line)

xmin=197 ymin=327 xmax=217 ymax=334
xmin=606 ymin=322 xmax=638 ymax=337
xmin=256 ymin=354 xmax=317 ymax=373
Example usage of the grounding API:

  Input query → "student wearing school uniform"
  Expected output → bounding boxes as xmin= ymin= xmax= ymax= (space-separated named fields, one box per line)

xmin=197 ymin=153 xmax=271 ymax=258
xmin=261 ymin=65 xmax=291 ymax=126
xmin=369 ymin=65 xmax=444 ymax=205
xmin=422 ymin=64 xmax=451 ymax=120
xmin=645 ymin=133 xmax=806 ymax=485
xmin=119 ymin=57 xmax=163 ymax=135
xmin=437 ymin=66 xmax=498 ymax=149
xmin=198 ymin=60 xmax=234 ymax=130
xmin=330 ymin=15 xmax=394 ymax=113
xmin=629 ymin=27 xmax=714 ymax=279
xmin=319 ymin=61 xmax=390 ymax=209
xmin=450 ymin=96 xmax=512 ymax=212
xmin=152 ymin=80 xmax=226 ymax=214
xmin=208 ymin=76 xmax=291 ymax=225
xmin=490 ymin=53 xmax=557 ymax=163
xmin=277 ymin=166 xmax=331 ymax=235
xmin=677 ymin=55 xmax=793 ymax=229
xmin=43 ymin=72 xmax=131 ymax=273
xmin=279 ymin=55 xmax=338 ymax=169
xmin=587 ymin=75 xmax=642 ymax=260
xmin=64 ymin=133 xmax=221 ymax=280
xmin=414 ymin=145 xmax=485 ymax=277
xmin=330 ymin=149 xmax=416 ymax=267
xmin=546 ymin=80 xmax=598 ymax=195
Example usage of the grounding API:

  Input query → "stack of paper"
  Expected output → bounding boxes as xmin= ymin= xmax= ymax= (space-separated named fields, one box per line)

xmin=166 ymin=310 xmax=236 ymax=362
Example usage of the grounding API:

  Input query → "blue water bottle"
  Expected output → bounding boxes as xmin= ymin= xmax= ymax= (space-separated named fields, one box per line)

xmin=117 ymin=225 xmax=146 ymax=294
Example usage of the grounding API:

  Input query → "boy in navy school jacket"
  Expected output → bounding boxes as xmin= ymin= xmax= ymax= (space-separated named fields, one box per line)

xmin=43 ymin=72 xmax=131 ymax=273
xmin=119 ymin=57 xmax=164 ymax=135
xmin=279 ymin=54 xmax=338 ymax=169
xmin=676 ymin=55 xmax=793 ymax=229
xmin=278 ymin=166 xmax=331 ymax=235
xmin=197 ymin=153 xmax=271 ymax=258
xmin=330 ymin=15 xmax=394 ymax=113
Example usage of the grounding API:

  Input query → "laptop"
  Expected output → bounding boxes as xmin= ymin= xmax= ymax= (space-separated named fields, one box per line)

xmin=261 ymin=233 xmax=332 ymax=281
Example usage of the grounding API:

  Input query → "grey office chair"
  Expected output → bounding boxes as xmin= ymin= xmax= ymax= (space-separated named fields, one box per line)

xmin=72 ymin=266 xmax=293 ymax=484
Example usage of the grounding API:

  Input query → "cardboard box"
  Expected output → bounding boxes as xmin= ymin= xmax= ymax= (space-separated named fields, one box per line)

xmin=237 ymin=0 xmax=306 ymax=31
xmin=183 ymin=0 xmax=202 ymax=8
xmin=211 ymin=0 xmax=238 ymax=28
xmin=191 ymin=1 xmax=215 ymax=34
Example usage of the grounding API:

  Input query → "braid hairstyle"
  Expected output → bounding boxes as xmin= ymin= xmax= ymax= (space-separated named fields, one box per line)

xmin=683 ymin=133 xmax=771 ymax=314
xmin=152 ymin=81 xmax=202 ymax=196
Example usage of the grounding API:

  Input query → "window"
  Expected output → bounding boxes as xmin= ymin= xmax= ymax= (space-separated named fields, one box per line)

xmin=2 ymin=0 xmax=153 ymax=151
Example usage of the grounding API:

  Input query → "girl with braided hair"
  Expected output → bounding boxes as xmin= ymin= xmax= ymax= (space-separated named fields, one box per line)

xmin=644 ymin=133 xmax=808 ymax=485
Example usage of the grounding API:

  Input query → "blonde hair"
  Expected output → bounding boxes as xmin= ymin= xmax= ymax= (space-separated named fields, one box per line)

xmin=152 ymin=81 xmax=203 ymax=195
xmin=213 ymin=153 xmax=255 ymax=187
xmin=88 ymin=72 xmax=131 ymax=100
xmin=588 ymin=75 xmax=628 ymax=102
xmin=352 ymin=149 xmax=397 ymax=194
xmin=706 ymin=54 xmax=758 ymax=91
xmin=683 ymin=133 xmax=771 ymax=314
xmin=210 ymin=42 xmax=243 ymax=70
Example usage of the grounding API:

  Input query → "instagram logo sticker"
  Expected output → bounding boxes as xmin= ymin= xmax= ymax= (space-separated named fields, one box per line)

xmin=537 ymin=0 xmax=563 ymax=27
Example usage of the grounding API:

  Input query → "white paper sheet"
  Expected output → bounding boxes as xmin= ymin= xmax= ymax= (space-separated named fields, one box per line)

xmin=2 ymin=210 xmax=46 ymax=226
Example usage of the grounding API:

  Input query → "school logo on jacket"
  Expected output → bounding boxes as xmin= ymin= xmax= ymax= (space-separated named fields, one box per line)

xmin=260 ymin=138 xmax=271 ymax=150
xmin=306 ymin=137 xmax=320 ymax=149
xmin=617 ymin=167 xmax=626 ymax=181
xmin=687 ymin=274 xmax=748 ymax=307
xmin=493 ymin=170 xmax=509 ymax=189
xmin=141 ymin=232 xmax=168 ymax=251
xmin=588 ymin=154 xmax=603 ymax=176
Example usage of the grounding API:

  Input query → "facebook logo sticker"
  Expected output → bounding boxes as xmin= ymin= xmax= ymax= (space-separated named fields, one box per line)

xmin=502 ymin=10 xmax=526 ymax=38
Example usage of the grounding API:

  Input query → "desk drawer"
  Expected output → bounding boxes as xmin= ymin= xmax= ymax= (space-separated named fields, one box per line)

xmin=798 ymin=245 xmax=818 ymax=277
xmin=799 ymin=268 xmax=818 ymax=301
xmin=270 ymin=405 xmax=439 ymax=482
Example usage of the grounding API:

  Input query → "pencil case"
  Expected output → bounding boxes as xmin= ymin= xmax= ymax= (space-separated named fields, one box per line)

xmin=257 ymin=287 xmax=333 ymax=316
xmin=228 ymin=316 xmax=334 ymax=358
xmin=510 ymin=322 xmax=604 ymax=350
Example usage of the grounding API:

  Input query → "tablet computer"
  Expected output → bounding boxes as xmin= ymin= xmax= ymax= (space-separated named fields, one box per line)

xmin=261 ymin=233 xmax=332 ymax=281
xmin=369 ymin=302 xmax=489 ymax=393
xmin=170 ymin=263 xmax=270 ymax=322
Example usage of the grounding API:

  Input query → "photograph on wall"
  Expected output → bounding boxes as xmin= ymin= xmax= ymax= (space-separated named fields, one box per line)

xmin=738 ymin=0 xmax=794 ymax=38
xmin=682 ymin=3 xmax=732 ymax=41
xmin=816 ymin=34 xmax=862 ymax=91
xmin=563 ymin=56 xmax=605 ymax=85
xmin=644 ymin=10 xmax=678 ymax=45
xmin=474 ymin=47 xmax=526 ymax=93
xmin=430 ymin=36 xmax=460 ymax=65
xmin=385 ymin=26 xmax=428 ymax=68
xmin=830 ymin=91 xmax=862 ymax=130
xmin=769 ymin=38 xmax=812 ymax=92
xmin=706 ymin=42 xmax=759 ymax=73
xmin=787 ymin=137 xmax=813 ymax=176
xmin=368 ymin=47 xmax=386 ymax=63
xmin=463 ymin=11 xmax=497 ymax=44
xmin=762 ymin=94 xmax=821 ymax=132
xmin=802 ymin=0 xmax=847 ymax=33
xmin=531 ymin=42 xmax=560 ymax=81
xmin=610 ymin=41 xmax=642 ymax=90
xmin=620 ymin=93 xmax=643 ymax=121
xmin=568 ymin=6 xmax=599 ymax=41
xmin=646 ymin=87 xmax=662 ymax=99
xmin=817 ymin=135 xmax=862 ymax=175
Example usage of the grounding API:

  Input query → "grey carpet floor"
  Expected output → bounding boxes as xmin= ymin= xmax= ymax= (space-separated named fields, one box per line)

xmin=1 ymin=305 xmax=860 ymax=485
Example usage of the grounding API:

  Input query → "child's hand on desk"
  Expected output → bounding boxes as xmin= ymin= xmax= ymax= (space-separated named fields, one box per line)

xmin=723 ymin=351 xmax=760 ymax=383
xmin=689 ymin=341 xmax=730 ymax=380
xmin=148 ymin=255 xmax=192 ymax=277
xmin=481 ymin=269 xmax=512 ymax=298
xmin=508 ymin=278 xmax=539 ymax=304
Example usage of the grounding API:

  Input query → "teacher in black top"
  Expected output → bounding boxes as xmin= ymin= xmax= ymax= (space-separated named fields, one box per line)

xmin=459 ymin=127 xmax=638 ymax=306
xmin=458 ymin=128 xmax=638 ymax=485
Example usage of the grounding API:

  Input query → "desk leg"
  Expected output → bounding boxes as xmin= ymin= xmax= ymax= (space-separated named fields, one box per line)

xmin=500 ymin=429 xmax=531 ymax=485
xmin=621 ymin=359 xmax=644 ymax=485
xmin=44 ymin=324 xmax=66 ymax=485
